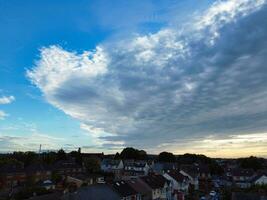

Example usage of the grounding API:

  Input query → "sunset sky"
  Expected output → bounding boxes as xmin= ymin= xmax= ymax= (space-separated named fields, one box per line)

xmin=0 ymin=0 xmax=267 ymax=158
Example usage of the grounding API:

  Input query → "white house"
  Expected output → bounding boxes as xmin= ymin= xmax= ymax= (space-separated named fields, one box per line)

xmin=252 ymin=173 xmax=267 ymax=185
xmin=180 ymin=169 xmax=199 ymax=190
xmin=101 ymin=159 xmax=124 ymax=172
xmin=123 ymin=160 xmax=150 ymax=177
xmin=140 ymin=174 xmax=172 ymax=200
xmin=164 ymin=171 xmax=190 ymax=193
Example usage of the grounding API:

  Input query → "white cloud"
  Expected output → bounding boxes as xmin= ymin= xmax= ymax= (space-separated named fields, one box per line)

xmin=28 ymin=0 xmax=267 ymax=154
xmin=195 ymin=0 xmax=266 ymax=44
xmin=0 ymin=133 xmax=64 ymax=152
xmin=27 ymin=46 xmax=109 ymax=94
xmin=0 ymin=95 xmax=15 ymax=104
xmin=156 ymin=133 xmax=267 ymax=158
xmin=0 ymin=110 xmax=8 ymax=120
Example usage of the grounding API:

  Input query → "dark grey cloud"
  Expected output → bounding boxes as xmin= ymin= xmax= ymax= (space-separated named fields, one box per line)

xmin=28 ymin=0 xmax=267 ymax=155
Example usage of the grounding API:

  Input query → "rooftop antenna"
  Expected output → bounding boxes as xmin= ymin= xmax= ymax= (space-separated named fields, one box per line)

xmin=39 ymin=144 xmax=42 ymax=154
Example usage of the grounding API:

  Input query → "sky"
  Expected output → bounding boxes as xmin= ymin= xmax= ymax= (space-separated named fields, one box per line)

xmin=0 ymin=0 xmax=267 ymax=158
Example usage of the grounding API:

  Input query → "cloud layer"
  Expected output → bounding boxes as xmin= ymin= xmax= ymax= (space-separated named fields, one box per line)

xmin=0 ymin=95 xmax=15 ymax=105
xmin=28 ymin=0 xmax=267 ymax=156
xmin=0 ymin=95 xmax=15 ymax=120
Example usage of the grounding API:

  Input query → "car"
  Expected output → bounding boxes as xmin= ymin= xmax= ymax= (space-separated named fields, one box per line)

xmin=209 ymin=191 xmax=216 ymax=196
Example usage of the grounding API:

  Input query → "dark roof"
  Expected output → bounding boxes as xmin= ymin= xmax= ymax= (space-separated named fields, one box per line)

xmin=167 ymin=171 xmax=188 ymax=183
xmin=140 ymin=174 xmax=168 ymax=189
xmin=197 ymin=165 xmax=210 ymax=174
xmin=126 ymin=179 xmax=151 ymax=195
xmin=101 ymin=159 xmax=121 ymax=167
xmin=53 ymin=160 xmax=82 ymax=170
xmin=112 ymin=181 xmax=138 ymax=197
xmin=251 ymin=173 xmax=267 ymax=183
xmin=62 ymin=184 xmax=121 ymax=200
xmin=25 ymin=164 xmax=51 ymax=173
xmin=232 ymin=192 xmax=267 ymax=200
xmin=232 ymin=169 xmax=254 ymax=177
xmin=0 ymin=164 xmax=25 ymax=174
xmin=180 ymin=165 xmax=199 ymax=178
xmin=27 ymin=192 xmax=62 ymax=200
xmin=124 ymin=160 xmax=147 ymax=168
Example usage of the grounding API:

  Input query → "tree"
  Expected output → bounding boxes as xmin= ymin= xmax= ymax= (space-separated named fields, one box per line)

xmin=70 ymin=149 xmax=82 ymax=165
xmin=239 ymin=156 xmax=264 ymax=171
xmin=120 ymin=147 xmax=147 ymax=160
xmin=42 ymin=151 xmax=57 ymax=165
xmin=83 ymin=157 xmax=100 ymax=173
xmin=158 ymin=151 xmax=176 ymax=162
xmin=114 ymin=152 xmax=121 ymax=160
xmin=51 ymin=171 xmax=62 ymax=183
xmin=12 ymin=151 xmax=39 ymax=167
xmin=57 ymin=149 xmax=67 ymax=161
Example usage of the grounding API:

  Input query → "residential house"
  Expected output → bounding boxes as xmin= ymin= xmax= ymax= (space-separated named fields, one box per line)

xmin=62 ymin=184 xmax=121 ymax=200
xmin=152 ymin=162 xmax=178 ymax=175
xmin=164 ymin=171 xmax=190 ymax=199
xmin=0 ymin=165 xmax=26 ymax=188
xmin=126 ymin=178 xmax=151 ymax=200
xmin=101 ymin=159 xmax=124 ymax=179
xmin=231 ymin=192 xmax=267 ymax=200
xmin=251 ymin=173 xmax=267 ymax=185
xmin=123 ymin=160 xmax=150 ymax=177
xmin=112 ymin=180 xmax=141 ymax=200
xmin=25 ymin=164 xmax=52 ymax=183
xmin=197 ymin=165 xmax=212 ymax=193
xmin=232 ymin=169 xmax=254 ymax=188
xmin=180 ymin=165 xmax=199 ymax=190
xmin=140 ymin=174 xmax=172 ymax=200
xmin=66 ymin=173 xmax=105 ymax=188
xmin=53 ymin=160 xmax=84 ymax=177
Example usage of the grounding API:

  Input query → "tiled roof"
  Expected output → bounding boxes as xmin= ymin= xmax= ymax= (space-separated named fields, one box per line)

xmin=232 ymin=192 xmax=267 ymax=200
xmin=167 ymin=171 xmax=188 ymax=183
xmin=62 ymin=184 xmax=121 ymax=200
xmin=126 ymin=179 xmax=151 ymax=195
xmin=101 ymin=159 xmax=121 ymax=167
xmin=112 ymin=180 xmax=138 ymax=197
xmin=232 ymin=169 xmax=254 ymax=177
xmin=27 ymin=192 xmax=62 ymax=200
xmin=140 ymin=174 xmax=168 ymax=189
xmin=124 ymin=160 xmax=147 ymax=168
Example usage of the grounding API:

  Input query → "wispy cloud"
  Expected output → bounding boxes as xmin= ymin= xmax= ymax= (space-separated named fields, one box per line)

xmin=0 ymin=95 xmax=15 ymax=104
xmin=28 ymin=0 xmax=267 ymax=155
xmin=0 ymin=110 xmax=8 ymax=120
xmin=0 ymin=133 xmax=64 ymax=152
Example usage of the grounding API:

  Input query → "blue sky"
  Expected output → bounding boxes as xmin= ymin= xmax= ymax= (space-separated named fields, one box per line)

xmin=1 ymin=0 xmax=267 ymax=157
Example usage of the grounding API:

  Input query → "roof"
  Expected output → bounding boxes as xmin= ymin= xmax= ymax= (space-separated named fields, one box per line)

xmin=197 ymin=165 xmax=210 ymax=174
xmin=62 ymin=184 xmax=121 ymax=200
xmin=126 ymin=178 xmax=151 ymax=195
xmin=232 ymin=192 xmax=267 ymax=200
xmin=140 ymin=174 xmax=168 ymax=189
xmin=53 ymin=160 xmax=82 ymax=170
xmin=180 ymin=165 xmax=199 ymax=178
xmin=153 ymin=162 xmax=177 ymax=172
xmin=232 ymin=169 xmax=254 ymax=177
xmin=112 ymin=181 xmax=138 ymax=197
xmin=25 ymin=164 xmax=51 ymax=173
xmin=27 ymin=192 xmax=62 ymax=200
xmin=101 ymin=159 xmax=121 ymax=167
xmin=0 ymin=164 xmax=25 ymax=174
xmin=167 ymin=171 xmax=189 ymax=183
xmin=251 ymin=173 xmax=267 ymax=183
xmin=124 ymin=160 xmax=147 ymax=168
